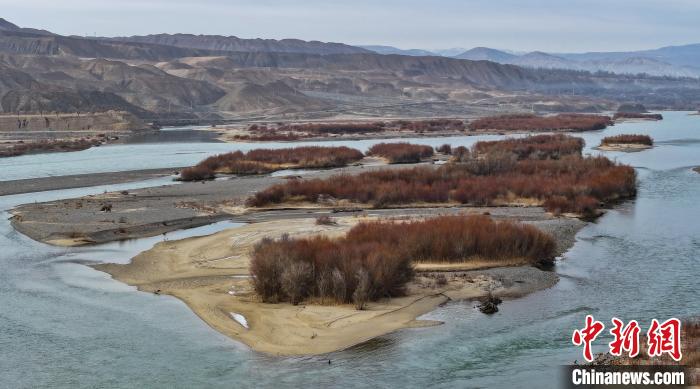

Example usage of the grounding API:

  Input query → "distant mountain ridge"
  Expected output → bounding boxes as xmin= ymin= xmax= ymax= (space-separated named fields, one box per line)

xmin=2 ymin=17 xmax=700 ymax=119
xmin=452 ymin=45 xmax=700 ymax=78
xmin=104 ymin=33 xmax=370 ymax=55
xmin=454 ymin=47 xmax=517 ymax=62
xmin=360 ymin=45 xmax=437 ymax=57
xmin=0 ymin=17 xmax=369 ymax=57
xmin=0 ymin=17 xmax=53 ymax=36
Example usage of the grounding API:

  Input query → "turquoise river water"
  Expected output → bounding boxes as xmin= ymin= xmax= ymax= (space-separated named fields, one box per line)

xmin=0 ymin=112 xmax=698 ymax=388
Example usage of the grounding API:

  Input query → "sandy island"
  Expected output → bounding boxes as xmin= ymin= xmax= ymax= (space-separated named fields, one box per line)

xmin=596 ymin=143 xmax=653 ymax=152
xmin=94 ymin=213 xmax=582 ymax=356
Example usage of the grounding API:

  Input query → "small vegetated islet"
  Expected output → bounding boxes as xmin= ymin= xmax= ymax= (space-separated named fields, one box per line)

xmin=0 ymin=138 xmax=102 ymax=158
xmin=600 ymin=134 xmax=653 ymax=146
xmin=249 ymin=135 xmax=636 ymax=217
xmin=233 ymin=131 xmax=301 ymax=141
xmin=180 ymin=146 xmax=364 ymax=181
xmin=250 ymin=215 xmax=556 ymax=306
xmin=612 ymin=112 xmax=663 ymax=120
xmin=367 ymin=142 xmax=434 ymax=163
xmin=468 ymin=114 xmax=612 ymax=132
xmin=245 ymin=119 xmax=466 ymax=139
xmin=473 ymin=134 xmax=584 ymax=160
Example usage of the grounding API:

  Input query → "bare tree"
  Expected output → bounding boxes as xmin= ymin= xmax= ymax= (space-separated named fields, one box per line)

xmin=353 ymin=268 xmax=370 ymax=310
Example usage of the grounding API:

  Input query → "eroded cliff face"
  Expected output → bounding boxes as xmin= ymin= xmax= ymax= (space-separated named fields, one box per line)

xmin=0 ymin=111 xmax=144 ymax=132
xmin=107 ymin=33 xmax=370 ymax=55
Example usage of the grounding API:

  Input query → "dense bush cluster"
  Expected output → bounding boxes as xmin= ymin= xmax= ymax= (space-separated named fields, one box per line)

xmin=179 ymin=165 xmax=216 ymax=181
xmin=392 ymin=119 xmax=465 ymax=132
xmin=451 ymin=145 xmax=471 ymax=162
xmin=179 ymin=146 xmax=364 ymax=181
xmin=246 ymin=119 xmax=466 ymax=139
xmin=612 ymin=112 xmax=663 ymax=120
xmin=600 ymin=134 xmax=653 ymax=146
xmin=0 ymin=138 xmax=100 ymax=157
xmin=250 ymin=215 xmax=555 ymax=306
xmin=249 ymin=154 xmax=636 ymax=217
xmin=473 ymin=134 xmax=584 ymax=160
xmin=468 ymin=114 xmax=612 ymax=132
xmin=273 ymin=122 xmax=386 ymax=135
xmin=367 ymin=142 xmax=434 ymax=163
xmin=250 ymin=232 xmax=413 ymax=307
xmin=233 ymin=132 xmax=301 ymax=141
xmin=436 ymin=144 xmax=452 ymax=154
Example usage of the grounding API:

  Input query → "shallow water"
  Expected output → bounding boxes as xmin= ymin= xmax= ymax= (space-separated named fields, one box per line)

xmin=1 ymin=112 xmax=699 ymax=388
xmin=0 ymin=131 xmax=514 ymax=181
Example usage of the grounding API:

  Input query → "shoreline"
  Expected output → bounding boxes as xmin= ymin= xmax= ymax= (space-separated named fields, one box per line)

xmin=0 ymin=167 xmax=184 ymax=196
xmin=7 ymin=162 xmax=440 ymax=246
xmin=595 ymin=143 xmax=653 ymax=152
xmin=211 ymin=126 xmax=617 ymax=144
xmin=93 ymin=215 xmax=582 ymax=356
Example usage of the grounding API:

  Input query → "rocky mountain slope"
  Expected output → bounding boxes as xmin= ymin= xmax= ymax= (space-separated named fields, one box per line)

xmin=109 ymin=34 xmax=369 ymax=55
xmin=2 ymin=18 xmax=700 ymax=120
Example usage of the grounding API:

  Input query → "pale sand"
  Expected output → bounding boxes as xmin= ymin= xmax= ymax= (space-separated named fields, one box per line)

xmin=94 ymin=217 xmax=558 ymax=356
xmin=596 ymin=143 xmax=653 ymax=152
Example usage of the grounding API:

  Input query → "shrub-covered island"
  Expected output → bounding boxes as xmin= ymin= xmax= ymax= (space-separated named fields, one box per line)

xmin=179 ymin=146 xmax=364 ymax=181
xmin=598 ymin=134 xmax=654 ymax=152
xmin=249 ymin=135 xmax=636 ymax=218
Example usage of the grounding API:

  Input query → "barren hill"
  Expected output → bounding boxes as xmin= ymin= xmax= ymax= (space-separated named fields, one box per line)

xmin=107 ymin=34 xmax=370 ymax=55
xmin=2 ymin=18 xmax=700 ymax=121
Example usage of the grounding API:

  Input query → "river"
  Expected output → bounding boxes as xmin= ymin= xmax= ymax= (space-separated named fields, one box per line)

xmin=1 ymin=112 xmax=698 ymax=388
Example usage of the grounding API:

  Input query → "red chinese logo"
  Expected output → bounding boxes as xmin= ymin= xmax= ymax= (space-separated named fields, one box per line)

xmin=647 ymin=318 xmax=682 ymax=361
xmin=572 ymin=315 xmax=605 ymax=362
xmin=572 ymin=316 xmax=682 ymax=362
xmin=609 ymin=317 xmax=641 ymax=358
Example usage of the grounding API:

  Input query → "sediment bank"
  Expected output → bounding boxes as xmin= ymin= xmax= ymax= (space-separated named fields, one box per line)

xmin=94 ymin=215 xmax=581 ymax=356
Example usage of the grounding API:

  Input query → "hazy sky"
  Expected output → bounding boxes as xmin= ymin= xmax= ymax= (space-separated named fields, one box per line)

xmin=2 ymin=0 xmax=699 ymax=53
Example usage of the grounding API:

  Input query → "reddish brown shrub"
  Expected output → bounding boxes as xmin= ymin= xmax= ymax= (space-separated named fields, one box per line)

xmin=392 ymin=119 xmax=465 ymax=132
xmin=250 ymin=234 xmax=413 ymax=305
xmin=367 ymin=142 xmax=434 ymax=163
xmin=250 ymin=119 xmax=465 ymax=138
xmin=0 ymin=138 xmax=101 ymax=158
xmin=468 ymin=114 xmax=612 ymax=132
xmin=345 ymin=215 xmax=556 ymax=264
xmin=600 ymin=134 xmax=653 ymax=146
xmin=250 ymin=215 xmax=555 ymax=305
xmin=178 ymin=165 xmax=216 ymax=181
xmin=436 ymin=144 xmax=452 ymax=154
xmin=473 ymin=134 xmax=584 ymax=160
xmin=612 ymin=112 xmax=663 ymax=120
xmin=274 ymin=122 xmax=386 ymax=135
xmin=452 ymin=146 xmax=471 ymax=162
xmin=233 ymin=132 xmax=301 ymax=141
xmin=179 ymin=146 xmax=364 ymax=181
xmin=248 ymin=150 xmax=636 ymax=217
